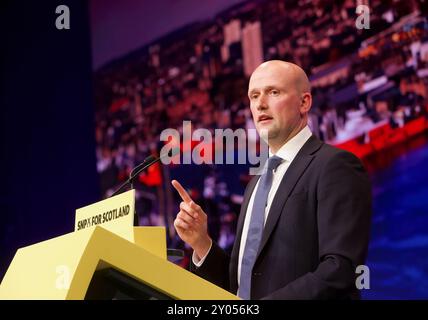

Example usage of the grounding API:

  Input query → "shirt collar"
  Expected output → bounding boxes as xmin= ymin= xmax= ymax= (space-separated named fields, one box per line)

xmin=269 ymin=125 xmax=312 ymax=163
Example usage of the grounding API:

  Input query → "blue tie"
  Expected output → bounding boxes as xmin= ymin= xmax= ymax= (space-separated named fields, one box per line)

xmin=238 ymin=155 xmax=283 ymax=300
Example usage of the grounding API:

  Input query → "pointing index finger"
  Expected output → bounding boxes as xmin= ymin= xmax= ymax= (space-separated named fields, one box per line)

xmin=171 ymin=180 xmax=193 ymax=203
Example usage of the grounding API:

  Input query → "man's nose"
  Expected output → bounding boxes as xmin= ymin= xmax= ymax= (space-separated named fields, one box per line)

xmin=256 ymin=94 xmax=268 ymax=110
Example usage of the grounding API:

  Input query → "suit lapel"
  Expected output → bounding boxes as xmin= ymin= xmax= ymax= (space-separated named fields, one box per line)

xmin=256 ymin=135 xmax=323 ymax=260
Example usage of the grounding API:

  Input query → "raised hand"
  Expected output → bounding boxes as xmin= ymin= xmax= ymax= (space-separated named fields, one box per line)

xmin=171 ymin=180 xmax=211 ymax=259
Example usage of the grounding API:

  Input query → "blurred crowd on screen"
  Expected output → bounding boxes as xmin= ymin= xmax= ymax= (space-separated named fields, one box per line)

xmin=93 ymin=0 xmax=428 ymax=260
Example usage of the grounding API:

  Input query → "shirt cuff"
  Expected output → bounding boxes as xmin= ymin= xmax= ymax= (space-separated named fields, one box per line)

xmin=191 ymin=240 xmax=213 ymax=267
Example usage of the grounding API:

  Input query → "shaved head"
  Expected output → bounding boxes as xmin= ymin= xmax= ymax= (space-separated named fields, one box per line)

xmin=251 ymin=60 xmax=311 ymax=94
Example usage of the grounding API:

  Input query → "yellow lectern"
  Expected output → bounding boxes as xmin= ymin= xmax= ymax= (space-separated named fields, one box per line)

xmin=0 ymin=226 xmax=238 ymax=300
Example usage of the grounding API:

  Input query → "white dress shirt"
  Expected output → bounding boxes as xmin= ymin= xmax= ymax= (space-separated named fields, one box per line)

xmin=193 ymin=126 xmax=313 ymax=291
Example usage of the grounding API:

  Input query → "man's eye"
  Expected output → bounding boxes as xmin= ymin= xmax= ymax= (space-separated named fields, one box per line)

xmin=269 ymin=90 xmax=279 ymax=96
xmin=251 ymin=94 xmax=259 ymax=99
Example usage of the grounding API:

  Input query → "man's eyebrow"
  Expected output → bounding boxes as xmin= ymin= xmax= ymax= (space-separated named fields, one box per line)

xmin=264 ymin=85 xmax=277 ymax=91
xmin=248 ymin=88 xmax=259 ymax=96
xmin=248 ymin=86 xmax=278 ymax=95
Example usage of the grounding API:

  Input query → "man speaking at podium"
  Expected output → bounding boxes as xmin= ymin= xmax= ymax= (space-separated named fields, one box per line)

xmin=171 ymin=60 xmax=372 ymax=300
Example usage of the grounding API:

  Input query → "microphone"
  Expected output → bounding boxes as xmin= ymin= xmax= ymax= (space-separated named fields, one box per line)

xmin=110 ymin=147 xmax=180 ymax=197
xmin=129 ymin=155 xmax=157 ymax=183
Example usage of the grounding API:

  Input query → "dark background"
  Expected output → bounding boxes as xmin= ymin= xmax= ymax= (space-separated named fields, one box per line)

xmin=0 ymin=0 xmax=99 ymax=278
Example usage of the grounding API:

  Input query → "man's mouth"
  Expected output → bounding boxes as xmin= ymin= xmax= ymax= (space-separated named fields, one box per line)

xmin=258 ymin=114 xmax=273 ymax=123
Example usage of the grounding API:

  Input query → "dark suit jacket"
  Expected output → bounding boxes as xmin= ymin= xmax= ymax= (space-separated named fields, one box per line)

xmin=191 ymin=135 xmax=372 ymax=299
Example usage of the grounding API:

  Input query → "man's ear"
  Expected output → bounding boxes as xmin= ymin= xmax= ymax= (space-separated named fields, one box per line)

xmin=300 ymin=92 xmax=312 ymax=114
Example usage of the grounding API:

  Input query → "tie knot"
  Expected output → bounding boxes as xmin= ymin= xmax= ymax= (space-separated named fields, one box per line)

xmin=267 ymin=155 xmax=283 ymax=171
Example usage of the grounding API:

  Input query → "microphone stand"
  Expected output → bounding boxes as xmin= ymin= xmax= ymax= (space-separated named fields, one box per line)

xmin=111 ymin=156 xmax=158 ymax=226
xmin=110 ymin=148 xmax=179 ymax=226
